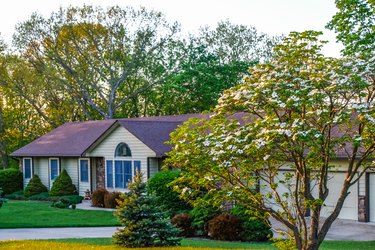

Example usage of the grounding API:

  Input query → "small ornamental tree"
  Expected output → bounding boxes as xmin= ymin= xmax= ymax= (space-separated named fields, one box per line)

xmin=113 ymin=171 xmax=181 ymax=247
xmin=49 ymin=169 xmax=77 ymax=196
xmin=24 ymin=175 xmax=48 ymax=197
xmin=166 ymin=31 xmax=375 ymax=250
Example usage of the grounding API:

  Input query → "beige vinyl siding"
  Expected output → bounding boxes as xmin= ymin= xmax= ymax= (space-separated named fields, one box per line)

xmin=86 ymin=126 xmax=156 ymax=159
xmin=32 ymin=157 xmax=49 ymax=189
xmin=61 ymin=158 xmax=79 ymax=188
xmin=86 ymin=126 xmax=156 ymax=192
xmin=148 ymin=158 xmax=159 ymax=179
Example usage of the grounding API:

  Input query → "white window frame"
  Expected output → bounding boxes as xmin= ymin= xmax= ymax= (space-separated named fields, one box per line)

xmin=23 ymin=157 xmax=33 ymax=179
xmin=49 ymin=158 xmax=60 ymax=183
xmin=79 ymin=158 xmax=90 ymax=183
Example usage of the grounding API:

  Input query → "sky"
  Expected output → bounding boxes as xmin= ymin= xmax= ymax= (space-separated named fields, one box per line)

xmin=0 ymin=0 xmax=342 ymax=57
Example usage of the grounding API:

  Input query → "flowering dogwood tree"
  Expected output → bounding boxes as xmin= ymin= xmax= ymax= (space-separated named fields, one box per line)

xmin=166 ymin=31 xmax=375 ymax=250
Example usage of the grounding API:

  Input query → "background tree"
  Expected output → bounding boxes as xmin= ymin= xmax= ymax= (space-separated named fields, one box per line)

xmin=198 ymin=20 xmax=280 ymax=64
xmin=13 ymin=5 xmax=180 ymax=119
xmin=166 ymin=31 xmax=375 ymax=250
xmin=327 ymin=0 xmax=374 ymax=57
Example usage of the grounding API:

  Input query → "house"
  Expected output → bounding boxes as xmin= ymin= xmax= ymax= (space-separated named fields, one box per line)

xmin=11 ymin=113 xmax=375 ymax=223
xmin=11 ymin=114 xmax=208 ymax=196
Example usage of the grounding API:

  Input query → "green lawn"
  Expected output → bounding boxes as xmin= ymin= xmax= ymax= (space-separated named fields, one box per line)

xmin=0 ymin=200 xmax=120 ymax=228
xmin=1 ymin=238 xmax=375 ymax=250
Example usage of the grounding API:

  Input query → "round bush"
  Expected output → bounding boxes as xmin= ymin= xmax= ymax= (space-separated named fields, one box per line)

xmin=92 ymin=188 xmax=109 ymax=207
xmin=231 ymin=205 xmax=273 ymax=241
xmin=24 ymin=175 xmax=48 ymax=197
xmin=49 ymin=169 xmax=77 ymax=196
xmin=104 ymin=191 xmax=122 ymax=208
xmin=148 ymin=171 xmax=191 ymax=215
xmin=171 ymin=213 xmax=194 ymax=237
xmin=207 ymin=214 xmax=242 ymax=241
xmin=0 ymin=168 xmax=23 ymax=194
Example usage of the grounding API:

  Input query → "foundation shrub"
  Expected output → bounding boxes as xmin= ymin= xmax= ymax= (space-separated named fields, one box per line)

xmin=207 ymin=213 xmax=242 ymax=241
xmin=49 ymin=169 xmax=77 ymax=196
xmin=24 ymin=175 xmax=48 ymax=197
xmin=92 ymin=188 xmax=109 ymax=207
xmin=104 ymin=191 xmax=122 ymax=208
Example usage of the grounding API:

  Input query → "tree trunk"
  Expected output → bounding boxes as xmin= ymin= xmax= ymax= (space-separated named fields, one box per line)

xmin=0 ymin=104 xmax=8 ymax=169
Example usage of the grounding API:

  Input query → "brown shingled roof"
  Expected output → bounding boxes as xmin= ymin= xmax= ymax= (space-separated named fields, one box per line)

xmin=11 ymin=120 xmax=117 ymax=157
xmin=10 ymin=114 xmax=212 ymax=158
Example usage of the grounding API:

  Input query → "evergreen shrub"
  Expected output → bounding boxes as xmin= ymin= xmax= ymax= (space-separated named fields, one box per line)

xmin=190 ymin=202 xmax=221 ymax=236
xmin=114 ymin=172 xmax=181 ymax=247
xmin=92 ymin=188 xmax=109 ymax=207
xmin=148 ymin=170 xmax=191 ymax=215
xmin=24 ymin=175 xmax=48 ymax=197
xmin=207 ymin=213 xmax=242 ymax=241
xmin=5 ymin=190 xmax=24 ymax=200
xmin=49 ymin=169 xmax=77 ymax=196
xmin=231 ymin=205 xmax=273 ymax=241
xmin=0 ymin=168 xmax=23 ymax=194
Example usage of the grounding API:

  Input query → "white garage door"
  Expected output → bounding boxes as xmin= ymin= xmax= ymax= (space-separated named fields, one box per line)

xmin=316 ymin=172 xmax=358 ymax=220
xmin=370 ymin=173 xmax=375 ymax=222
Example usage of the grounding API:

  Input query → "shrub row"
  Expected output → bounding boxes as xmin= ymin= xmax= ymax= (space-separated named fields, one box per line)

xmin=171 ymin=206 xmax=272 ymax=241
xmin=91 ymin=188 xmax=122 ymax=208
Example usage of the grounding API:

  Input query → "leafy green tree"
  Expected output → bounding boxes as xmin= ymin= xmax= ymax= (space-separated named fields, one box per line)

xmin=152 ymin=43 xmax=251 ymax=115
xmin=327 ymin=0 xmax=374 ymax=57
xmin=13 ymin=6 xmax=180 ymax=119
xmin=198 ymin=20 xmax=281 ymax=64
xmin=166 ymin=31 xmax=375 ymax=250
xmin=114 ymin=172 xmax=181 ymax=247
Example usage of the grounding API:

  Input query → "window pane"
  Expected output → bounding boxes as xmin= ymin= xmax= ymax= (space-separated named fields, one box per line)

xmin=115 ymin=160 xmax=124 ymax=188
xmin=24 ymin=159 xmax=31 ymax=179
xmin=124 ymin=161 xmax=132 ymax=188
xmin=80 ymin=159 xmax=89 ymax=182
xmin=115 ymin=143 xmax=132 ymax=157
xmin=134 ymin=161 xmax=141 ymax=176
xmin=106 ymin=160 xmax=113 ymax=188
xmin=50 ymin=159 xmax=59 ymax=180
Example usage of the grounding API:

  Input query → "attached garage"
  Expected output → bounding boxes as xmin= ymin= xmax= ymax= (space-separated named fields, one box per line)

xmin=318 ymin=172 xmax=358 ymax=220
xmin=370 ymin=173 xmax=375 ymax=222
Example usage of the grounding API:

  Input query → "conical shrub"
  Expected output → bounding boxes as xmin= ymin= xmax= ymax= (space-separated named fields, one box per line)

xmin=24 ymin=175 xmax=48 ymax=197
xmin=49 ymin=169 xmax=77 ymax=196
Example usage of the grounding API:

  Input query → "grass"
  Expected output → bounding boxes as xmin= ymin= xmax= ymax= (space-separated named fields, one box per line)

xmin=0 ymin=200 xmax=120 ymax=228
xmin=0 ymin=238 xmax=275 ymax=250
xmin=1 ymin=238 xmax=375 ymax=250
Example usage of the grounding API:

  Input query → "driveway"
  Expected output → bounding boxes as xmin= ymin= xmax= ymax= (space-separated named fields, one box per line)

xmin=271 ymin=218 xmax=375 ymax=241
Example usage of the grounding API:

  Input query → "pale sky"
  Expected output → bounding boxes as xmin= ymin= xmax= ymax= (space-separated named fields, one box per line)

xmin=0 ymin=0 xmax=342 ymax=57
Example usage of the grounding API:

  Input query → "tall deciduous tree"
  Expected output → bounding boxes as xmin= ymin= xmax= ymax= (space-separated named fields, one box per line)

xmin=166 ymin=31 xmax=375 ymax=250
xmin=198 ymin=20 xmax=280 ymax=64
xmin=327 ymin=0 xmax=374 ymax=57
xmin=13 ymin=5 xmax=180 ymax=119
